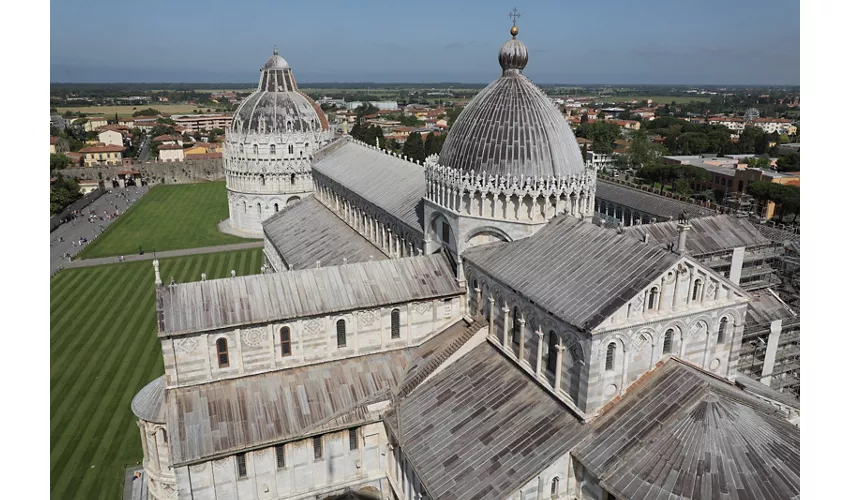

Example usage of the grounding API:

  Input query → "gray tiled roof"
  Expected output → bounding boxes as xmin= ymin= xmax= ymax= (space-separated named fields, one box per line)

xmin=745 ymin=289 xmax=797 ymax=326
xmin=734 ymin=374 xmax=801 ymax=410
xmin=167 ymin=350 xmax=411 ymax=465
xmin=575 ymin=360 xmax=800 ymax=500
xmin=158 ymin=254 xmax=463 ymax=335
xmin=312 ymin=139 xmax=426 ymax=234
xmin=131 ymin=375 xmax=165 ymax=424
xmin=438 ymin=72 xmax=586 ymax=178
xmin=623 ymin=214 xmax=772 ymax=255
xmin=596 ymin=181 xmax=714 ymax=220
xmin=462 ymin=216 xmax=680 ymax=330
xmin=388 ymin=342 xmax=588 ymax=500
xmin=262 ymin=196 xmax=385 ymax=270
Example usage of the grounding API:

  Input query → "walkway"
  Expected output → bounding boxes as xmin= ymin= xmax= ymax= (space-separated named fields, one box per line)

xmin=50 ymin=185 xmax=150 ymax=275
xmin=62 ymin=241 xmax=264 ymax=269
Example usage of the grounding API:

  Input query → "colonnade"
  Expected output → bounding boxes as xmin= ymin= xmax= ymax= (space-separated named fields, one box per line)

xmin=314 ymin=178 xmax=423 ymax=259
xmin=594 ymin=199 xmax=657 ymax=226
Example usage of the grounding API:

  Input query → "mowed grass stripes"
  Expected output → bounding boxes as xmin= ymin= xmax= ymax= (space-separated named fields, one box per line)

xmin=78 ymin=182 xmax=257 ymax=260
xmin=50 ymin=248 xmax=264 ymax=500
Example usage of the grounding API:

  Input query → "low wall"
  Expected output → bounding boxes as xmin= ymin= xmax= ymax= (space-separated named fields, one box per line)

xmin=598 ymin=174 xmax=722 ymax=211
xmin=50 ymin=187 xmax=104 ymax=232
xmin=57 ymin=158 xmax=225 ymax=186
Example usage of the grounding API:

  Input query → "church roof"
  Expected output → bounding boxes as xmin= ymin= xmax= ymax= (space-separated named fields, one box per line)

xmin=623 ymin=214 xmax=773 ymax=255
xmin=228 ymin=48 xmax=329 ymax=138
xmin=462 ymin=216 xmax=680 ymax=330
xmin=437 ymin=28 xmax=585 ymax=179
xmin=262 ymin=196 xmax=386 ymax=270
xmin=312 ymin=139 xmax=426 ymax=235
xmin=131 ymin=375 xmax=165 ymax=424
xmin=574 ymin=359 xmax=800 ymax=500
xmin=157 ymin=254 xmax=462 ymax=336
xmin=167 ymin=349 xmax=412 ymax=466
xmin=596 ymin=180 xmax=715 ymax=221
xmin=387 ymin=342 xmax=588 ymax=500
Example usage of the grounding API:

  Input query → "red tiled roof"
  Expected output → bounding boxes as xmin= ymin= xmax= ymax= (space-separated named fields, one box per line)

xmin=50 ymin=136 xmax=59 ymax=144
xmin=158 ymin=144 xmax=184 ymax=150
xmin=79 ymin=145 xmax=124 ymax=153
xmin=185 ymin=152 xmax=222 ymax=159
xmin=154 ymin=135 xmax=180 ymax=142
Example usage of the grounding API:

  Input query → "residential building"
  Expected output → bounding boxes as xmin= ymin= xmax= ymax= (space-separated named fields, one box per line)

xmin=158 ymin=144 xmax=185 ymax=162
xmin=171 ymin=114 xmax=233 ymax=134
xmin=346 ymin=101 xmax=399 ymax=111
xmin=154 ymin=135 xmax=183 ymax=146
xmin=751 ymin=118 xmax=797 ymax=135
xmin=50 ymin=136 xmax=69 ymax=154
xmin=97 ymin=129 xmax=124 ymax=147
xmin=79 ymin=145 xmax=124 ymax=166
xmin=83 ymin=116 xmax=108 ymax=132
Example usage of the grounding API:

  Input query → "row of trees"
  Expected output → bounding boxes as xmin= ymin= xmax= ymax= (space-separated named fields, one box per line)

xmin=50 ymin=175 xmax=84 ymax=215
xmin=747 ymin=181 xmax=800 ymax=222
xmin=401 ymin=132 xmax=446 ymax=164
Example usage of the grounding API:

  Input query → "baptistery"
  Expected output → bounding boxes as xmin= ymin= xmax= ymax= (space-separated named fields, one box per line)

xmin=224 ymin=47 xmax=333 ymax=235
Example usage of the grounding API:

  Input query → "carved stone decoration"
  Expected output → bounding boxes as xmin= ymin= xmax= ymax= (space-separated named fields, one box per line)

xmin=689 ymin=321 xmax=707 ymax=338
xmin=414 ymin=302 xmax=431 ymax=316
xmin=705 ymin=281 xmax=717 ymax=299
xmin=677 ymin=264 xmax=689 ymax=280
xmin=241 ymin=327 xmax=265 ymax=347
xmin=213 ymin=457 xmax=229 ymax=469
xmin=190 ymin=463 xmax=207 ymax=473
xmin=304 ymin=319 xmax=324 ymax=335
xmin=632 ymin=331 xmax=651 ymax=351
xmin=358 ymin=309 xmax=378 ymax=327
xmin=631 ymin=295 xmax=644 ymax=311
xmin=175 ymin=337 xmax=199 ymax=354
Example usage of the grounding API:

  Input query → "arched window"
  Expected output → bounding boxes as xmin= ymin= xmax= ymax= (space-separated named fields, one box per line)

xmin=511 ymin=306 xmax=521 ymax=345
xmin=242 ymin=201 xmax=247 ymax=213
xmin=605 ymin=343 xmax=616 ymax=371
xmin=239 ymin=143 xmax=244 ymax=153
xmin=391 ymin=309 xmax=401 ymax=339
xmin=274 ymin=203 xmax=279 ymax=212
xmin=270 ymin=144 xmax=276 ymax=154
xmin=663 ymin=329 xmax=674 ymax=354
xmin=260 ymin=174 xmax=265 ymax=186
xmin=336 ymin=319 xmax=347 ymax=348
xmin=290 ymin=173 xmax=296 ymax=186
xmin=648 ymin=287 xmax=659 ymax=310
xmin=280 ymin=327 xmax=291 ymax=357
xmin=546 ymin=331 xmax=558 ymax=374
xmin=551 ymin=477 xmax=560 ymax=496
xmin=692 ymin=279 xmax=703 ymax=301
xmin=253 ymin=144 xmax=258 ymax=155
xmin=288 ymin=144 xmax=294 ymax=154
xmin=718 ymin=317 xmax=728 ymax=344
xmin=216 ymin=338 xmax=229 ymax=368
xmin=257 ymin=203 xmax=262 ymax=216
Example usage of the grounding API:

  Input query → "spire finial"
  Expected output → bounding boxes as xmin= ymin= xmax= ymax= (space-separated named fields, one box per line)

xmin=509 ymin=7 xmax=520 ymax=37
xmin=273 ymin=45 xmax=278 ymax=56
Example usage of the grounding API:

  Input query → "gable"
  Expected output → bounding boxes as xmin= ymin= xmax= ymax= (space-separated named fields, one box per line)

xmin=592 ymin=255 xmax=749 ymax=333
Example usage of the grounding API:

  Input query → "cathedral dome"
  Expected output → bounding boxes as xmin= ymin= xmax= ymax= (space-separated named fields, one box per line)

xmin=438 ymin=26 xmax=585 ymax=179
xmin=229 ymin=47 xmax=329 ymax=137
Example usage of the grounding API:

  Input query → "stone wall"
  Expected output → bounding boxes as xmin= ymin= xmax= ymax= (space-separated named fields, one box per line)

xmin=56 ymin=158 xmax=225 ymax=185
xmin=160 ymin=297 xmax=463 ymax=389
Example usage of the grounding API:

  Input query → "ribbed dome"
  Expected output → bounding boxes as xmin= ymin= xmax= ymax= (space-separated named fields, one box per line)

xmin=438 ymin=30 xmax=585 ymax=179
xmin=229 ymin=48 xmax=329 ymax=137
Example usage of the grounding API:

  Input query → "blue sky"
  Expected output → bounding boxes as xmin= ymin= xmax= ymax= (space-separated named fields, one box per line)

xmin=50 ymin=0 xmax=800 ymax=84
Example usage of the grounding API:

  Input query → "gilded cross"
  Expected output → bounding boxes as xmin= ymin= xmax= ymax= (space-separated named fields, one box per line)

xmin=509 ymin=8 xmax=521 ymax=26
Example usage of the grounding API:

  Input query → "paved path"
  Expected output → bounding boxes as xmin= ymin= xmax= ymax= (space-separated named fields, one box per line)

xmin=62 ymin=241 xmax=264 ymax=269
xmin=50 ymin=186 xmax=150 ymax=275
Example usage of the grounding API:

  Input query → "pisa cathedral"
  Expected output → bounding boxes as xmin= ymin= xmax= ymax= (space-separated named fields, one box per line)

xmin=132 ymin=23 xmax=800 ymax=500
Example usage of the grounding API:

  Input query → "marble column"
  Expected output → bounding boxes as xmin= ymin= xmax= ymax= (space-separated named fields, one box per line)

xmin=488 ymin=297 xmax=496 ymax=336
xmin=502 ymin=306 xmax=510 ymax=348
xmin=518 ymin=318 xmax=527 ymax=362
xmin=554 ymin=345 xmax=565 ymax=392
xmin=535 ymin=329 xmax=544 ymax=377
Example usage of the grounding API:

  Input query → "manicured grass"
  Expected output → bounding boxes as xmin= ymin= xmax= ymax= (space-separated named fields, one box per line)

xmin=50 ymin=248 xmax=264 ymax=500
xmin=55 ymin=104 xmax=220 ymax=118
xmin=79 ymin=182 xmax=256 ymax=259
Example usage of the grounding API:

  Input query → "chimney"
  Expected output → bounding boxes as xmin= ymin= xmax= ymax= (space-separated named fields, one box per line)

xmin=642 ymin=233 xmax=649 ymax=244
xmin=676 ymin=222 xmax=691 ymax=254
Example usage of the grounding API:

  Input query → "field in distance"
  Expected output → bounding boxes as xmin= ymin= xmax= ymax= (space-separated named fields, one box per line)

xmin=78 ymin=182 xmax=256 ymax=260
xmin=597 ymin=95 xmax=711 ymax=105
xmin=50 ymin=248 xmax=264 ymax=500
xmin=55 ymin=103 xmax=220 ymax=118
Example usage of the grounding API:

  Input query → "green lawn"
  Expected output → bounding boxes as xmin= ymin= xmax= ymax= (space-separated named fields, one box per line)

xmin=50 ymin=248 xmax=264 ymax=500
xmin=79 ymin=182 xmax=256 ymax=259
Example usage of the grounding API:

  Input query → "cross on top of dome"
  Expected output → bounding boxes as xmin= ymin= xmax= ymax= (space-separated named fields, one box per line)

xmin=500 ymin=8 xmax=527 ymax=72
xmin=509 ymin=7 xmax=520 ymax=37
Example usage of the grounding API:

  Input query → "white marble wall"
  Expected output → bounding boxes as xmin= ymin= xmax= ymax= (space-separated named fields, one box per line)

xmin=175 ymin=423 xmax=388 ymax=500
xmin=161 ymin=297 xmax=463 ymax=389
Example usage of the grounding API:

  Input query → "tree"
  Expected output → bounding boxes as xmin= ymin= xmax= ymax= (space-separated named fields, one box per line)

xmin=355 ymin=103 xmax=378 ymax=120
xmin=133 ymin=108 xmax=161 ymax=117
xmin=585 ymin=121 xmax=620 ymax=155
xmin=580 ymin=113 xmax=589 ymax=124
xmin=50 ymin=153 xmax=72 ymax=173
xmin=402 ymin=132 xmax=426 ymax=163
xmin=446 ymin=107 xmax=464 ymax=128
xmin=50 ymin=175 xmax=84 ymax=215
xmin=776 ymin=152 xmax=800 ymax=172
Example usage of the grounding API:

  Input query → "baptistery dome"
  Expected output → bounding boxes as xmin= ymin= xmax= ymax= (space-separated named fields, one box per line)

xmin=223 ymin=47 xmax=333 ymax=237
xmin=438 ymin=26 xmax=585 ymax=179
